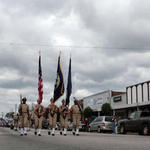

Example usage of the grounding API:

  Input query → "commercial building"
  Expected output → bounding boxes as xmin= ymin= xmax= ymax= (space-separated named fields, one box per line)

xmin=83 ymin=90 xmax=125 ymax=116
xmin=83 ymin=80 xmax=150 ymax=118
xmin=112 ymin=80 xmax=150 ymax=118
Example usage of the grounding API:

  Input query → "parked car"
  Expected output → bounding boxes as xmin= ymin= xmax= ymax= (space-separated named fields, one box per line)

xmin=68 ymin=121 xmax=85 ymax=131
xmin=42 ymin=120 xmax=49 ymax=129
xmin=56 ymin=122 xmax=61 ymax=130
xmin=0 ymin=119 xmax=7 ymax=127
xmin=6 ymin=119 xmax=14 ymax=129
xmin=118 ymin=111 xmax=150 ymax=135
xmin=42 ymin=120 xmax=60 ymax=130
xmin=88 ymin=116 xmax=113 ymax=133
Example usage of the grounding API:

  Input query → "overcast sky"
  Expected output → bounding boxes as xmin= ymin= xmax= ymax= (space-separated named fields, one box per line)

xmin=1 ymin=0 xmax=150 ymax=114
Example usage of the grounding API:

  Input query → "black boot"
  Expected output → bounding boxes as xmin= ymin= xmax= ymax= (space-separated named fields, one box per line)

xmin=48 ymin=131 xmax=51 ymax=135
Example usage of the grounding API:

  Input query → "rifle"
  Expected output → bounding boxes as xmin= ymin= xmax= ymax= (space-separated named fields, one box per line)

xmin=19 ymin=97 xmax=23 ymax=116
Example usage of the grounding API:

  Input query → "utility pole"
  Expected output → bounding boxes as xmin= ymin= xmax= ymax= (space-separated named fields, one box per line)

xmin=2 ymin=112 xmax=4 ymax=119
xmin=20 ymin=94 xmax=22 ymax=104
xmin=15 ymin=104 xmax=17 ymax=114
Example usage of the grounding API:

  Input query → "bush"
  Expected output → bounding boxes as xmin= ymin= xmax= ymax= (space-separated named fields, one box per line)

xmin=101 ymin=103 xmax=112 ymax=116
xmin=83 ymin=106 xmax=93 ymax=119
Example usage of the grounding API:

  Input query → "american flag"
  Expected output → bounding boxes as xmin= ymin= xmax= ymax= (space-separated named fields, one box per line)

xmin=38 ymin=53 xmax=43 ymax=104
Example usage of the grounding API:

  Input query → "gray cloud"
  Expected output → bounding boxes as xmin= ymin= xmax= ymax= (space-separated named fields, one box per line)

xmin=0 ymin=0 xmax=150 ymax=114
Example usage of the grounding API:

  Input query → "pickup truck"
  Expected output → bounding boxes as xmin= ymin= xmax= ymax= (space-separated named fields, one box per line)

xmin=119 ymin=111 xmax=150 ymax=135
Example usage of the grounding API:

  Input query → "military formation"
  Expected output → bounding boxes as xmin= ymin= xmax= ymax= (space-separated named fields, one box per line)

xmin=13 ymin=97 xmax=83 ymax=137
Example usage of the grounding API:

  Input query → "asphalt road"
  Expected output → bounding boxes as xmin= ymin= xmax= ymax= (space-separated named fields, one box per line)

xmin=0 ymin=127 xmax=150 ymax=150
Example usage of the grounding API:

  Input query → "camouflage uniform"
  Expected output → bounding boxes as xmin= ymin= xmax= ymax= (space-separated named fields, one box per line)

xmin=18 ymin=98 xmax=29 ymax=136
xmin=34 ymin=104 xmax=45 ymax=136
xmin=59 ymin=103 xmax=69 ymax=136
xmin=70 ymin=100 xmax=83 ymax=136
xmin=13 ymin=114 xmax=19 ymax=131
xmin=47 ymin=103 xmax=58 ymax=136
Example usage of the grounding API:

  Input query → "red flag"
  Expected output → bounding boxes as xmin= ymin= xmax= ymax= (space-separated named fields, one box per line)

xmin=38 ymin=53 xmax=43 ymax=104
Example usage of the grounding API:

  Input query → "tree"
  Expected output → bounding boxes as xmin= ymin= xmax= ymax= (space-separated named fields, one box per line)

xmin=83 ymin=106 xmax=93 ymax=119
xmin=101 ymin=103 xmax=112 ymax=116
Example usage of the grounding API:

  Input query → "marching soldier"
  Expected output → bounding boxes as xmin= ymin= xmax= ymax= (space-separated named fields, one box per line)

xmin=59 ymin=99 xmax=69 ymax=136
xmin=13 ymin=113 xmax=19 ymax=131
xmin=18 ymin=97 xmax=29 ymax=136
xmin=18 ymin=112 xmax=22 ymax=131
xmin=27 ymin=111 xmax=32 ymax=131
xmin=70 ymin=98 xmax=83 ymax=136
xmin=47 ymin=98 xmax=58 ymax=136
xmin=34 ymin=99 xmax=45 ymax=136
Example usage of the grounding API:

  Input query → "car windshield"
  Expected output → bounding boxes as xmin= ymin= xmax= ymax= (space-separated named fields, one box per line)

xmin=93 ymin=117 xmax=103 ymax=122
xmin=128 ymin=112 xmax=136 ymax=119
xmin=96 ymin=117 xmax=103 ymax=122
xmin=105 ymin=116 xmax=113 ymax=122
xmin=140 ymin=112 xmax=150 ymax=117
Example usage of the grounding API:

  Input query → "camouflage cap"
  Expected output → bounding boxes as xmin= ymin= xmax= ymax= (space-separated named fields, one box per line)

xmin=22 ymin=97 xmax=27 ymax=101
xmin=62 ymin=99 xmax=65 ymax=103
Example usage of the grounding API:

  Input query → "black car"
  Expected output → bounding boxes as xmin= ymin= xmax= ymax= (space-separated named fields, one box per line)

xmin=42 ymin=120 xmax=49 ymax=129
xmin=119 ymin=111 xmax=150 ymax=135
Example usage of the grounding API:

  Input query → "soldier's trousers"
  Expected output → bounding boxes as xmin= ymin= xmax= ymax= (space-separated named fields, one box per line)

xmin=14 ymin=120 xmax=18 ymax=128
xmin=48 ymin=113 xmax=57 ymax=128
xmin=72 ymin=114 xmax=81 ymax=129
xmin=18 ymin=116 xmax=22 ymax=128
xmin=60 ymin=115 xmax=68 ymax=129
xmin=28 ymin=119 xmax=31 ymax=128
xmin=20 ymin=113 xmax=29 ymax=128
xmin=34 ymin=116 xmax=43 ymax=129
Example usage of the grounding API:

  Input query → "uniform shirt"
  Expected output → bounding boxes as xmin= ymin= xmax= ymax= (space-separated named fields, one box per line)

xmin=13 ymin=115 xmax=19 ymax=121
xmin=19 ymin=104 xmax=29 ymax=114
xmin=48 ymin=104 xmax=58 ymax=116
xmin=70 ymin=105 xmax=82 ymax=114
xmin=34 ymin=104 xmax=44 ymax=117
xmin=59 ymin=105 xmax=69 ymax=116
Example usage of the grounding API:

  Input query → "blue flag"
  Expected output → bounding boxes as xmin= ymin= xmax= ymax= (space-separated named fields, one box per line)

xmin=54 ymin=55 xmax=64 ymax=102
xmin=66 ymin=57 xmax=72 ymax=106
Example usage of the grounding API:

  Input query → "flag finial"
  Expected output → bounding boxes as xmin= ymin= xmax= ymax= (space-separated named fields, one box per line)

xmin=39 ymin=50 xmax=41 ymax=56
xmin=70 ymin=53 xmax=71 ymax=58
xmin=59 ymin=51 xmax=61 ymax=57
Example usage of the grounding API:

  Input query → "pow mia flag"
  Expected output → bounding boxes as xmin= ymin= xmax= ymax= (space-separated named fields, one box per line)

xmin=53 ymin=54 xmax=64 ymax=102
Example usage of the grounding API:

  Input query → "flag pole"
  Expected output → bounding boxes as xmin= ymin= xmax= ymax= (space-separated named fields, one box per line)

xmin=39 ymin=50 xmax=41 ymax=57
xmin=66 ymin=54 xmax=72 ymax=107
xmin=20 ymin=94 xmax=22 ymax=104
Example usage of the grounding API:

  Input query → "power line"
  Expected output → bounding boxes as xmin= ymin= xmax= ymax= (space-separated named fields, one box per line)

xmin=0 ymin=41 xmax=150 ymax=50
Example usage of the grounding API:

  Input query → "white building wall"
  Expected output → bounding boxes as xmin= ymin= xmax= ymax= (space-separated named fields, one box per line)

xmin=132 ymin=86 xmax=137 ymax=104
xmin=137 ymin=85 xmax=142 ymax=104
xmin=83 ymin=90 xmax=111 ymax=112
xmin=127 ymin=87 xmax=131 ymax=104
xmin=143 ymin=83 xmax=148 ymax=102
xmin=111 ymin=94 xmax=126 ymax=110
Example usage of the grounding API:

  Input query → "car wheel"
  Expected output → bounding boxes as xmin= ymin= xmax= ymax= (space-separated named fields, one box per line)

xmin=142 ymin=124 xmax=149 ymax=135
xmin=120 ymin=125 xmax=126 ymax=134
xmin=97 ymin=127 xmax=101 ymax=133
xmin=88 ymin=127 xmax=91 ymax=132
